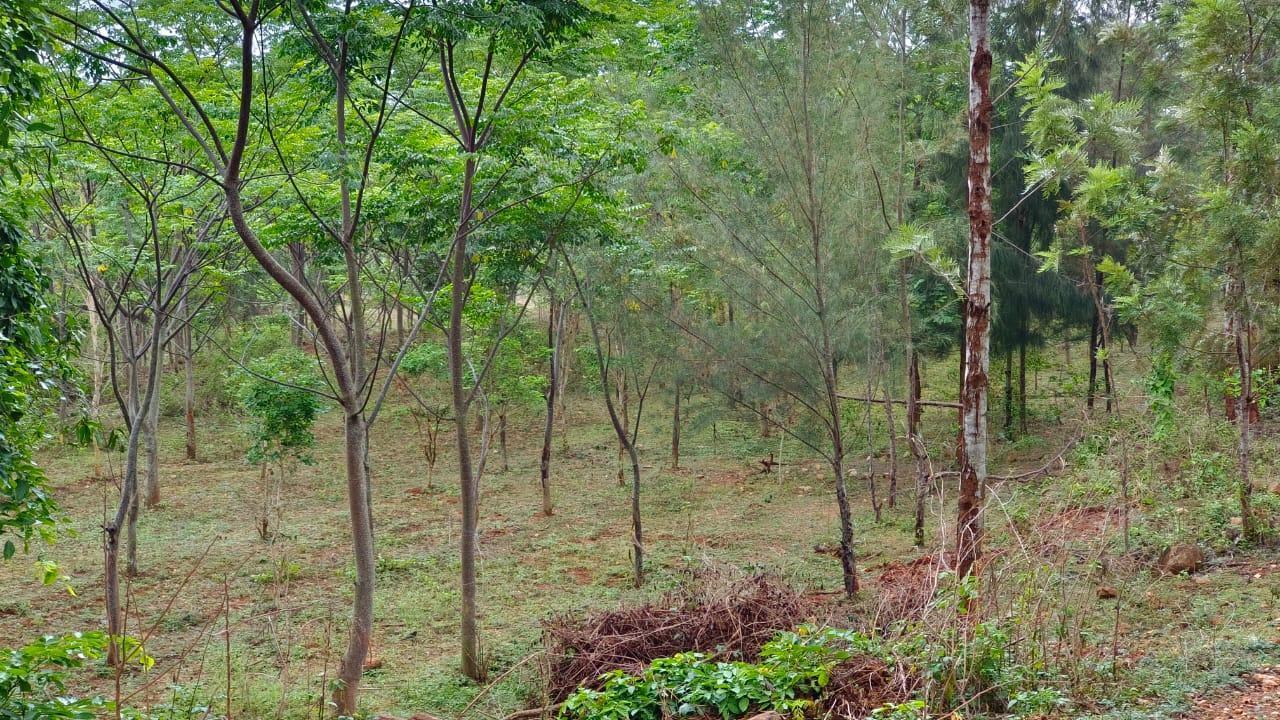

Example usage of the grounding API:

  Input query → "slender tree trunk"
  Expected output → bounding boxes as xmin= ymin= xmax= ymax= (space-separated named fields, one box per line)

xmin=617 ymin=370 xmax=629 ymax=487
xmin=956 ymin=0 xmax=993 ymax=580
xmin=184 ymin=314 xmax=196 ymax=461
xmin=498 ymin=410 xmax=508 ymax=473
xmin=877 ymin=343 xmax=898 ymax=508
xmin=909 ymin=351 xmax=927 ymax=547
xmin=1003 ymin=346 xmax=1013 ymax=436
xmin=87 ymin=289 xmax=103 ymax=420
xmin=218 ymin=18 xmax=378 ymax=713
xmin=143 ymin=366 xmax=161 ymax=509
xmin=289 ymin=243 xmax=307 ymax=349
xmin=1085 ymin=258 xmax=1116 ymax=413
xmin=1101 ymin=325 xmax=1114 ymax=413
xmin=449 ymin=156 xmax=485 ymax=682
xmin=107 ymin=303 xmax=164 ymax=665
xmin=1018 ymin=337 xmax=1028 ymax=435
xmin=330 ymin=53 xmax=379 ymax=712
xmin=1231 ymin=260 xmax=1259 ymax=542
xmin=539 ymin=296 xmax=563 ymax=516
xmin=601 ymin=369 xmax=643 ymax=583
xmin=332 ymin=411 xmax=376 ymax=711
xmin=568 ymin=259 xmax=645 ymax=588
xmin=557 ymin=309 xmax=575 ymax=455
xmin=822 ymin=338 xmax=856 ymax=596
xmin=830 ymin=445 xmax=857 ymax=596
xmin=1087 ymin=312 xmax=1098 ymax=409
xmin=669 ymin=284 xmax=683 ymax=470
xmin=671 ymin=381 xmax=681 ymax=470
xmin=626 ymin=437 xmax=643 ymax=587
xmin=898 ymin=269 xmax=929 ymax=546
xmin=124 ymin=315 xmax=142 ymax=577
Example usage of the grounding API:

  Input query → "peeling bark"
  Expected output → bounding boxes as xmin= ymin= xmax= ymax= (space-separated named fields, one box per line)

xmin=956 ymin=0 xmax=993 ymax=580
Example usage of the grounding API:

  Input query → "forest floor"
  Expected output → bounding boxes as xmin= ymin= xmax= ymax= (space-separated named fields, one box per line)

xmin=2 ymin=359 xmax=1280 ymax=718
xmin=1188 ymin=667 xmax=1280 ymax=719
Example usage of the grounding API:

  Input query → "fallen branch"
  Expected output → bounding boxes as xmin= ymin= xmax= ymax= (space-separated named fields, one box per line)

xmin=500 ymin=703 xmax=563 ymax=720
xmin=933 ymin=432 xmax=1079 ymax=482
xmin=837 ymin=393 xmax=961 ymax=410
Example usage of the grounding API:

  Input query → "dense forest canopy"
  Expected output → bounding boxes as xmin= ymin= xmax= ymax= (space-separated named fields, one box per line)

xmin=2 ymin=0 xmax=1280 ymax=718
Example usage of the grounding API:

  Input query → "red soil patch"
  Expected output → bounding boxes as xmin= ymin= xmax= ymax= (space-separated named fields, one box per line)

xmin=1187 ymin=668 xmax=1280 ymax=719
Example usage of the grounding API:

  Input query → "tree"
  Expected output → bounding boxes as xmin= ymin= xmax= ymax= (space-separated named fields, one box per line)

xmin=0 ymin=0 xmax=67 ymax=561
xmin=234 ymin=348 xmax=321 ymax=542
xmin=41 ymin=152 xmax=217 ymax=662
xmin=564 ymin=242 xmax=661 ymax=589
xmin=43 ymin=0 xmax=433 ymax=705
xmin=652 ymin=0 xmax=903 ymax=597
xmin=0 ymin=219 xmax=65 ymax=560
xmin=955 ymin=0 xmax=993 ymax=580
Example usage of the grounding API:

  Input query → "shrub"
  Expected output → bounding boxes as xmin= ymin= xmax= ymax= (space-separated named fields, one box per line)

xmin=0 ymin=632 xmax=150 ymax=720
xmin=558 ymin=627 xmax=878 ymax=720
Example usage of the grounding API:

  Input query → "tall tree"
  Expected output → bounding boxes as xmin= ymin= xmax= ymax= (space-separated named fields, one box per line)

xmin=43 ymin=1 xmax=439 ymax=707
xmin=955 ymin=0 xmax=993 ymax=580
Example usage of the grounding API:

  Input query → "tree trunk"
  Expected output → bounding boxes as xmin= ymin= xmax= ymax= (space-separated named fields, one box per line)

xmin=184 ymin=315 xmax=196 ymax=461
xmin=218 ymin=20 xmax=380 ymax=712
xmin=449 ymin=156 xmax=485 ymax=682
xmin=144 ymin=354 xmax=162 ymax=509
xmin=557 ymin=309 xmax=575 ymax=455
xmin=1018 ymin=338 xmax=1027 ymax=435
xmin=498 ymin=410 xmax=509 ymax=473
xmin=107 ymin=304 xmax=164 ymax=665
xmin=823 ymin=352 xmax=857 ymax=596
xmin=87 ymin=289 xmax=103 ymax=420
xmin=878 ymin=350 xmax=898 ymax=508
xmin=539 ymin=296 xmax=563 ymax=516
xmin=1231 ymin=262 xmax=1259 ymax=542
xmin=617 ymin=371 xmax=629 ymax=486
xmin=570 ymin=260 xmax=645 ymax=588
xmin=831 ymin=450 xmax=858 ymax=596
xmin=1087 ymin=312 xmax=1098 ymax=409
xmin=897 ymin=265 xmax=930 ymax=548
xmin=1085 ymin=260 xmax=1116 ymax=413
xmin=289 ymin=243 xmax=307 ymax=349
xmin=124 ymin=315 xmax=142 ymax=577
xmin=956 ymin=0 xmax=993 ymax=581
xmin=1003 ymin=346 xmax=1013 ymax=436
xmin=626 ymin=435 xmax=644 ymax=588
xmin=909 ymin=352 xmax=927 ymax=547
xmin=671 ymin=381 xmax=681 ymax=469
xmin=332 ymin=412 xmax=376 ymax=711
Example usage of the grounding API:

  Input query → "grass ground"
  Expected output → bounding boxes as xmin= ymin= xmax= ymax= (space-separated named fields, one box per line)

xmin=2 ymin=343 xmax=1279 ymax=719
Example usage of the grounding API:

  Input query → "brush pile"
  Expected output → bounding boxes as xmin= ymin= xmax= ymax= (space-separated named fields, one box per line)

xmin=543 ymin=572 xmax=814 ymax=702
xmin=818 ymin=654 xmax=919 ymax=718
xmin=871 ymin=553 xmax=945 ymax=628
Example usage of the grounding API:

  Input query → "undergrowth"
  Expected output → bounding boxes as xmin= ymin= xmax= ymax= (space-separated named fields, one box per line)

xmin=558 ymin=627 xmax=887 ymax=720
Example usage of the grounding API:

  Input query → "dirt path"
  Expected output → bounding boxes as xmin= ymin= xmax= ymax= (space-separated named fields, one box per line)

xmin=1187 ymin=669 xmax=1280 ymax=719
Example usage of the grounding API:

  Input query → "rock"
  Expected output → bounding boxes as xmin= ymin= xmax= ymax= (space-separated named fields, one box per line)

xmin=1096 ymin=585 xmax=1118 ymax=599
xmin=1157 ymin=543 xmax=1205 ymax=575
xmin=745 ymin=713 xmax=784 ymax=720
